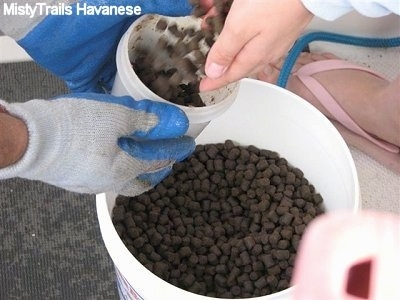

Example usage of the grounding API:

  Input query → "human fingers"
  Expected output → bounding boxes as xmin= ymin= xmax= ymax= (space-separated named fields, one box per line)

xmin=118 ymin=135 xmax=195 ymax=162
xmin=200 ymin=36 xmax=268 ymax=91
xmin=203 ymin=0 xmax=257 ymax=79
xmin=73 ymin=93 xmax=190 ymax=139
xmin=199 ymin=0 xmax=214 ymax=9
xmin=200 ymin=27 xmax=294 ymax=92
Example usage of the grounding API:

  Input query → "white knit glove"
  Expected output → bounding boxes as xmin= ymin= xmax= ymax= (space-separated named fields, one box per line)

xmin=0 ymin=94 xmax=194 ymax=196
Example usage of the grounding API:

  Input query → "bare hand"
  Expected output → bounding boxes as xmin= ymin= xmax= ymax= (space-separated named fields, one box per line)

xmin=199 ymin=0 xmax=313 ymax=92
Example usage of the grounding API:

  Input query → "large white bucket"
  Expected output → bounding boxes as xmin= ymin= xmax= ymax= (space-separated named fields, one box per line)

xmin=97 ymin=79 xmax=360 ymax=300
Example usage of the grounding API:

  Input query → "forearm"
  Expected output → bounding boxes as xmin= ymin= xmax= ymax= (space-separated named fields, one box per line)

xmin=0 ymin=110 xmax=28 ymax=168
xmin=0 ymin=95 xmax=193 ymax=196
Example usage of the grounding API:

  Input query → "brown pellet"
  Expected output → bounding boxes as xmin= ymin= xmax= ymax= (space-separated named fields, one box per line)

xmin=112 ymin=140 xmax=325 ymax=298
xmin=155 ymin=18 xmax=168 ymax=31
xmin=254 ymin=276 xmax=267 ymax=289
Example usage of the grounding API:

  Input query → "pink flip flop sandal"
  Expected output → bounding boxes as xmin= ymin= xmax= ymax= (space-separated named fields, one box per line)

xmin=294 ymin=59 xmax=399 ymax=154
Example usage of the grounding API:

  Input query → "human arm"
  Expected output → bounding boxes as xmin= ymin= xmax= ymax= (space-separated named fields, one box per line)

xmin=0 ymin=109 xmax=28 ymax=168
xmin=199 ymin=0 xmax=400 ymax=92
xmin=0 ymin=1 xmax=200 ymax=195
xmin=0 ymin=95 xmax=195 ymax=196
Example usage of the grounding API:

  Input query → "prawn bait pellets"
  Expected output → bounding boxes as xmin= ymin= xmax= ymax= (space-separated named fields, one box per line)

xmin=112 ymin=141 xmax=325 ymax=298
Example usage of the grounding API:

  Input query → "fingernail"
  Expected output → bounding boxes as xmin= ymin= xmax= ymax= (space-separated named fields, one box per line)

xmin=263 ymin=64 xmax=273 ymax=76
xmin=206 ymin=62 xmax=227 ymax=79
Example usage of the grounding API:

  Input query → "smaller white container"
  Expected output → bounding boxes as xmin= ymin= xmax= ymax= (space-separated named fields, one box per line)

xmin=112 ymin=14 xmax=239 ymax=137
xmin=97 ymin=79 xmax=360 ymax=300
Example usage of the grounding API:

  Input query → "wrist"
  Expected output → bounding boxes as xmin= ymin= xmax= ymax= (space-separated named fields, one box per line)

xmin=0 ymin=110 xmax=29 ymax=168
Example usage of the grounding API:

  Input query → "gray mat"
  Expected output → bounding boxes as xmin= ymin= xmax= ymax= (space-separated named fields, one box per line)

xmin=0 ymin=62 xmax=118 ymax=299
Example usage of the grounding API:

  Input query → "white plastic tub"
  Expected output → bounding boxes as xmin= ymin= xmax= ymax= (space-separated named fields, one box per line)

xmin=97 ymin=79 xmax=360 ymax=300
xmin=112 ymin=14 xmax=239 ymax=137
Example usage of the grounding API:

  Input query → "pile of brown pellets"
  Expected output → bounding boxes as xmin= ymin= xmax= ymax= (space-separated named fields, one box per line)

xmin=131 ymin=0 xmax=233 ymax=107
xmin=112 ymin=140 xmax=325 ymax=298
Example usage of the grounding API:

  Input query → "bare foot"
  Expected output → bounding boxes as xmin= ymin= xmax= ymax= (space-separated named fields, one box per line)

xmin=257 ymin=52 xmax=400 ymax=173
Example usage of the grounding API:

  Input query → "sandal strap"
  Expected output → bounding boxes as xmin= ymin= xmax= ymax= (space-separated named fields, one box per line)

xmin=294 ymin=59 xmax=399 ymax=153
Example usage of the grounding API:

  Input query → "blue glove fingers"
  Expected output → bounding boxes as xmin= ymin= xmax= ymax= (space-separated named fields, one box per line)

xmin=129 ymin=99 xmax=190 ymax=139
xmin=68 ymin=93 xmax=190 ymax=138
xmin=118 ymin=135 xmax=195 ymax=162
xmin=138 ymin=167 xmax=174 ymax=187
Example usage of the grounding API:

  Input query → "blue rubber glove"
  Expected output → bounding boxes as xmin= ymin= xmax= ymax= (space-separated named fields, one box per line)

xmin=3 ymin=0 xmax=193 ymax=92
xmin=0 ymin=94 xmax=195 ymax=196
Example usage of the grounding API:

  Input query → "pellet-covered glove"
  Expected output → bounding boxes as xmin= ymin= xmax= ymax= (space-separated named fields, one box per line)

xmin=0 ymin=95 xmax=195 ymax=196
xmin=0 ymin=0 xmax=194 ymax=92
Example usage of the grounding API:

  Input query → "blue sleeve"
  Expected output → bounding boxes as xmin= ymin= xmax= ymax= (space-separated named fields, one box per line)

xmin=13 ymin=0 xmax=192 ymax=92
